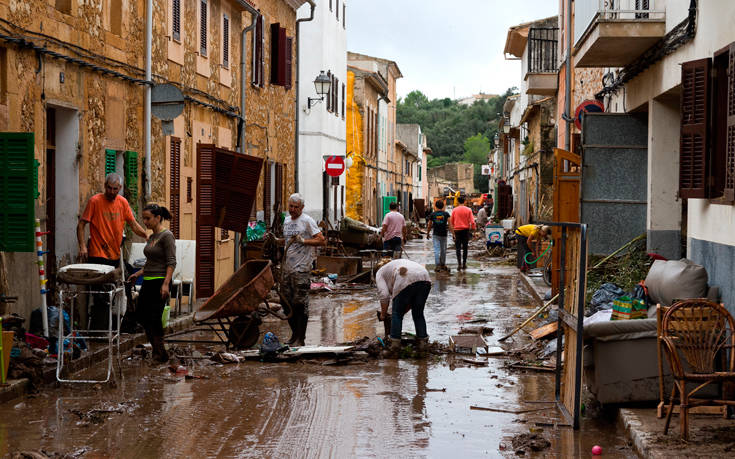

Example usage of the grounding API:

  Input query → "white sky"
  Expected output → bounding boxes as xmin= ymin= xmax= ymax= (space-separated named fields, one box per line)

xmin=346 ymin=0 xmax=559 ymax=100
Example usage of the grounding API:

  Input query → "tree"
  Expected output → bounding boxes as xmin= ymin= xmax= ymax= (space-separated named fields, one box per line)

xmin=463 ymin=133 xmax=491 ymax=165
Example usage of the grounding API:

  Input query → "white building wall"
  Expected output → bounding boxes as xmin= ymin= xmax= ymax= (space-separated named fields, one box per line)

xmin=297 ymin=0 xmax=347 ymax=225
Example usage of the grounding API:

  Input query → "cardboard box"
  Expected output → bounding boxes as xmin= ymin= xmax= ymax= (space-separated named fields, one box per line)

xmin=449 ymin=335 xmax=488 ymax=354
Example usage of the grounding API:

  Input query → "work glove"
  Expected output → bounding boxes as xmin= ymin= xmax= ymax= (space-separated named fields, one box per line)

xmin=290 ymin=234 xmax=304 ymax=244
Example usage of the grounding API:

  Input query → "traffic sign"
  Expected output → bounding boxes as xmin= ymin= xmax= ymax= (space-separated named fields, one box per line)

xmin=325 ymin=155 xmax=345 ymax=177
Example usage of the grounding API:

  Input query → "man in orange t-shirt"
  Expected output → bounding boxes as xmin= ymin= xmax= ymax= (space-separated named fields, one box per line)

xmin=77 ymin=173 xmax=147 ymax=265
xmin=449 ymin=195 xmax=476 ymax=270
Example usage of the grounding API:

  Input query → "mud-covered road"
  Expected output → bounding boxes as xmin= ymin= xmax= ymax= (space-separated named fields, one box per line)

xmin=1 ymin=239 xmax=636 ymax=458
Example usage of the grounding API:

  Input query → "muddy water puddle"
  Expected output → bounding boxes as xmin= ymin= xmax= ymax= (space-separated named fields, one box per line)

xmin=1 ymin=240 xmax=635 ymax=457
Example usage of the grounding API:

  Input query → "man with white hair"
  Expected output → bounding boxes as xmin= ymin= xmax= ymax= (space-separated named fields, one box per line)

xmin=281 ymin=193 xmax=325 ymax=346
xmin=77 ymin=173 xmax=147 ymax=328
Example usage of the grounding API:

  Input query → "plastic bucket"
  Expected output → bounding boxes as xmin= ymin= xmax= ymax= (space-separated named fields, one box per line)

xmin=161 ymin=305 xmax=171 ymax=329
xmin=485 ymin=225 xmax=504 ymax=246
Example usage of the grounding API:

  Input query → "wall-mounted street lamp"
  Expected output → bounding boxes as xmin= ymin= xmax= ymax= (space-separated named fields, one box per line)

xmin=308 ymin=71 xmax=332 ymax=109
xmin=502 ymin=123 xmax=511 ymax=135
xmin=494 ymin=133 xmax=500 ymax=149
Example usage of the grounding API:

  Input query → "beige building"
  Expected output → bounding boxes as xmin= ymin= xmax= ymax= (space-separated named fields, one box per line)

xmin=0 ymin=0 xmax=307 ymax=320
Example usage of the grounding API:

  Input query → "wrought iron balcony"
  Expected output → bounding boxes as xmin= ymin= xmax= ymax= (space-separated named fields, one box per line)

xmin=526 ymin=27 xmax=558 ymax=95
xmin=573 ymin=0 xmax=666 ymax=68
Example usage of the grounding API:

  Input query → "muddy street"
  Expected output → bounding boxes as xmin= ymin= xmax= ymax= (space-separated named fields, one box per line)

xmin=1 ymin=240 xmax=634 ymax=458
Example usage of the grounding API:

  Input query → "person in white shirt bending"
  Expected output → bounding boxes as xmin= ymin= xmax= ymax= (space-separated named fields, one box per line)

xmin=376 ymin=259 xmax=432 ymax=356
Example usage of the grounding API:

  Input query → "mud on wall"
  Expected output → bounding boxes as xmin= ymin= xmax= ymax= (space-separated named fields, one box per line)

xmin=345 ymin=70 xmax=365 ymax=221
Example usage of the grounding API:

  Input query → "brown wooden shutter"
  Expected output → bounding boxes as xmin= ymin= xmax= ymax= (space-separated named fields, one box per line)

xmin=214 ymin=147 xmax=264 ymax=232
xmin=196 ymin=143 xmax=216 ymax=298
xmin=275 ymin=162 xmax=283 ymax=208
xmin=252 ymin=15 xmax=264 ymax=87
xmin=725 ymin=43 xmax=735 ymax=201
xmin=263 ymin=161 xmax=272 ymax=224
xmin=270 ymin=23 xmax=280 ymax=84
xmin=172 ymin=0 xmax=181 ymax=41
xmin=277 ymin=27 xmax=287 ymax=86
xmin=284 ymin=37 xmax=293 ymax=90
xmin=223 ymin=14 xmax=229 ymax=68
xmin=679 ymin=58 xmax=711 ymax=199
xmin=170 ymin=137 xmax=181 ymax=239
xmin=200 ymin=0 xmax=207 ymax=56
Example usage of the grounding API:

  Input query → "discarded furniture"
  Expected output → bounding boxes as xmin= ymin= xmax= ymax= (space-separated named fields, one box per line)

xmin=584 ymin=318 xmax=664 ymax=404
xmin=55 ymin=262 xmax=125 ymax=384
xmin=166 ymin=259 xmax=275 ymax=349
xmin=316 ymin=255 xmax=362 ymax=277
xmin=660 ymin=299 xmax=735 ymax=440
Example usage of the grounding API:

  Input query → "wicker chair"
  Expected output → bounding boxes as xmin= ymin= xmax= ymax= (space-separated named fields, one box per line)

xmin=661 ymin=299 xmax=735 ymax=440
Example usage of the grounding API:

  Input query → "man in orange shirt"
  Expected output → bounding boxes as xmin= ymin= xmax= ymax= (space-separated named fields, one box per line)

xmin=77 ymin=173 xmax=147 ymax=328
xmin=449 ymin=195 xmax=475 ymax=270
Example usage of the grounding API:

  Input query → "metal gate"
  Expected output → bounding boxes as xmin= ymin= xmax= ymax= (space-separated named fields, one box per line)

xmin=581 ymin=113 xmax=647 ymax=255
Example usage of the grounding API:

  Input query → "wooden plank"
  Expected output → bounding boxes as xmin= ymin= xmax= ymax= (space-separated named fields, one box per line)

xmin=529 ymin=322 xmax=558 ymax=340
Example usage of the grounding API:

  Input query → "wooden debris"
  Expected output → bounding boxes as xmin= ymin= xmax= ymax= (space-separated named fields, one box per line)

xmin=508 ymin=363 xmax=555 ymax=372
xmin=458 ymin=326 xmax=494 ymax=335
xmin=529 ymin=322 xmax=558 ymax=341
xmin=461 ymin=357 xmax=489 ymax=366
xmin=426 ymin=387 xmax=446 ymax=392
xmin=470 ymin=405 xmax=552 ymax=415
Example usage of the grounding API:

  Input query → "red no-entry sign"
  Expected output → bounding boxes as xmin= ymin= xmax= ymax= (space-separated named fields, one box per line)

xmin=325 ymin=155 xmax=345 ymax=177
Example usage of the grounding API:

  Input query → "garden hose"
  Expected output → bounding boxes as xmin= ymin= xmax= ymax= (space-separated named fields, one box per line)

xmin=524 ymin=241 xmax=553 ymax=265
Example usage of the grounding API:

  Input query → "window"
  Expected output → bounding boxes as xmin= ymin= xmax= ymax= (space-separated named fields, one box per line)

xmin=221 ymin=228 xmax=229 ymax=240
xmin=110 ymin=0 xmax=123 ymax=35
xmin=343 ymin=4 xmax=346 ymax=29
xmin=252 ymin=15 xmax=264 ymax=87
xmin=336 ymin=0 xmax=339 ymax=20
xmin=270 ymin=23 xmax=292 ymax=88
xmin=679 ymin=44 xmax=735 ymax=202
xmin=200 ymin=0 xmax=208 ymax=57
xmin=334 ymin=77 xmax=339 ymax=117
xmin=186 ymin=176 xmax=193 ymax=203
xmin=172 ymin=0 xmax=181 ymax=41
xmin=55 ymin=0 xmax=71 ymax=15
xmin=222 ymin=14 xmax=230 ymax=68
xmin=329 ymin=0 xmax=332 ymax=12
xmin=326 ymin=71 xmax=332 ymax=111
xmin=341 ymin=83 xmax=345 ymax=119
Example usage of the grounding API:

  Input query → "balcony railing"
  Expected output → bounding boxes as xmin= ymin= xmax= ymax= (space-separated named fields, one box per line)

xmin=528 ymin=27 xmax=558 ymax=73
xmin=574 ymin=0 xmax=665 ymax=46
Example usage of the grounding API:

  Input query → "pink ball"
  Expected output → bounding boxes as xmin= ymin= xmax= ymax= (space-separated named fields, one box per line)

xmin=591 ymin=445 xmax=602 ymax=455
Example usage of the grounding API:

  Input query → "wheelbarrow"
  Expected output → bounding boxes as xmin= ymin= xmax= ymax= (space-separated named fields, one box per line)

xmin=166 ymin=259 xmax=282 ymax=349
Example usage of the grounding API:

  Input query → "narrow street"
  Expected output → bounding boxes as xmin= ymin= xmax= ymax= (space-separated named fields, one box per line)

xmin=1 ymin=240 xmax=634 ymax=458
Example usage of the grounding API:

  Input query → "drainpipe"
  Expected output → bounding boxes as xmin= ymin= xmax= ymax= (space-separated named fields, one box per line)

xmin=294 ymin=0 xmax=316 ymax=193
xmin=564 ymin=0 xmax=572 ymax=151
xmin=235 ymin=0 xmax=260 ymax=269
xmin=144 ymin=0 xmax=152 ymax=199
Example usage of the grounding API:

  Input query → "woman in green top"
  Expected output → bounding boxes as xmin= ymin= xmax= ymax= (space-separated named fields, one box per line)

xmin=128 ymin=204 xmax=177 ymax=362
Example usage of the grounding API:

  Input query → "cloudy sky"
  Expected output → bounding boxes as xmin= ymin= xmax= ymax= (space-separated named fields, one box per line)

xmin=346 ymin=0 xmax=559 ymax=101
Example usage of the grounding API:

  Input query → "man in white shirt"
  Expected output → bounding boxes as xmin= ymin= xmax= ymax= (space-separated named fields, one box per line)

xmin=282 ymin=193 xmax=325 ymax=346
xmin=376 ymin=259 xmax=432 ymax=356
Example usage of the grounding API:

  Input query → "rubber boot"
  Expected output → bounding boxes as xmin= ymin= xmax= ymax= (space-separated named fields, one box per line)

xmin=285 ymin=316 xmax=298 ymax=345
xmin=293 ymin=315 xmax=306 ymax=347
xmin=384 ymin=338 xmax=402 ymax=359
xmin=415 ymin=337 xmax=429 ymax=358
xmin=152 ymin=336 xmax=169 ymax=363
xmin=383 ymin=314 xmax=392 ymax=339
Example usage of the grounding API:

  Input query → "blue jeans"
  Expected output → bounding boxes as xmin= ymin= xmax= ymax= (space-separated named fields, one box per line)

xmin=390 ymin=281 xmax=431 ymax=339
xmin=432 ymin=235 xmax=447 ymax=266
xmin=383 ymin=237 xmax=402 ymax=258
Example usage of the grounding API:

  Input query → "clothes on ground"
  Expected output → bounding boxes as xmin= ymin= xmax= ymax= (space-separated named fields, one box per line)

xmin=376 ymin=259 xmax=431 ymax=303
xmin=81 ymin=194 xmax=136 ymax=260
xmin=390 ymin=281 xmax=431 ymax=339
xmin=428 ymin=210 xmax=450 ymax=237
xmin=283 ymin=213 xmax=321 ymax=273
xmin=449 ymin=205 xmax=475 ymax=231
xmin=454 ymin=229 xmax=471 ymax=266
xmin=476 ymin=207 xmax=491 ymax=229
xmin=281 ymin=271 xmax=311 ymax=343
xmin=432 ymin=235 xmax=447 ymax=266
xmin=515 ymin=224 xmax=541 ymax=239
xmin=142 ymin=229 xmax=176 ymax=277
xmin=381 ymin=211 xmax=405 ymax=241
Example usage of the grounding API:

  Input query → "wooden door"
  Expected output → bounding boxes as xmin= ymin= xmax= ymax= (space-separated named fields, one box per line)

xmin=551 ymin=148 xmax=580 ymax=294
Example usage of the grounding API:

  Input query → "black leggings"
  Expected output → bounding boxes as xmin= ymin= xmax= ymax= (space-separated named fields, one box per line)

xmin=137 ymin=278 xmax=166 ymax=339
xmin=454 ymin=229 xmax=470 ymax=265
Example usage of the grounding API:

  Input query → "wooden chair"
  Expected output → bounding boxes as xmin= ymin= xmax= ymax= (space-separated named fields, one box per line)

xmin=660 ymin=299 xmax=735 ymax=440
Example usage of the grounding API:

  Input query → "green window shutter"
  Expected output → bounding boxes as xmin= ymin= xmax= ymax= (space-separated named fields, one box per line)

xmin=124 ymin=151 xmax=138 ymax=210
xmin=105 ymin=149 xmax=117 ymax=175
xmin=0 ymin=132 xmax=36 ymax=252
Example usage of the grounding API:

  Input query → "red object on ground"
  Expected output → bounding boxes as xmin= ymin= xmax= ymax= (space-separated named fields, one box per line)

xmin=591 ymin=445 xmax=602 ymax=455
xmin=647 ymin=252 xmax=668 ymax=261
xmin=25 ymin=332 xmax=49 ymax=350
xmin=325 ymin=155 xmax=345 ymax=177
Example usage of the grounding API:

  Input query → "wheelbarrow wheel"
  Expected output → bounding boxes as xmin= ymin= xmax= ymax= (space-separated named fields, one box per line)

xmin=228 ymin=315 xmax=262 ymax=349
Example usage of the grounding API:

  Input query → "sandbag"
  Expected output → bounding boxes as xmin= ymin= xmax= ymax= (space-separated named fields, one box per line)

xmin=645 ymin=259 xmax=708 ymax=306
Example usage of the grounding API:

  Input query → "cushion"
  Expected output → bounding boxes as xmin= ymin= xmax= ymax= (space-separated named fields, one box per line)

xmin=645 ymin=259 xmax=708 ymax=306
